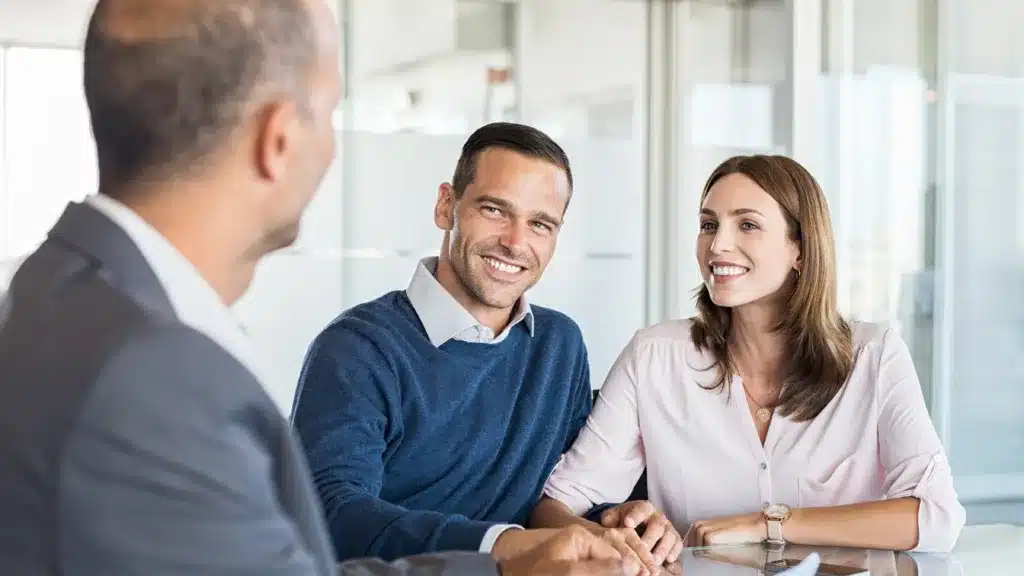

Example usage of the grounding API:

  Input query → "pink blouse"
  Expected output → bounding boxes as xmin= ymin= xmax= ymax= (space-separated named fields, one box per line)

xmin=543 ymin=320 xmax=966 ymax=553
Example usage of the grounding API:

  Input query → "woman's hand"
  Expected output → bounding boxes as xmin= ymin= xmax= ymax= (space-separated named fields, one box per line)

xmin=689 ymin=512 xmax=767 ymax=547
xmin=599 ymin=500 xmax=685 ymax=568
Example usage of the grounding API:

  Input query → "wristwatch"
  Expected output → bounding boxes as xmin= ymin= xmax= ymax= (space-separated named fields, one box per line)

xmin=762 ymin=503 xmax=791 ymax=549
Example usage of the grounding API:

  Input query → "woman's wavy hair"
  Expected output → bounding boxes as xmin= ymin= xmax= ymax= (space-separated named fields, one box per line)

xmin=690 ymin=155 xmax=853 ymax=422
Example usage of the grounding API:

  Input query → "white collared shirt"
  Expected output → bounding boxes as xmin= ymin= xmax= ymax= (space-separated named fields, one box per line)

xmin=405 ymin=257 xmax=534 ymax=346
xmin=85 ymin=194 xmax=276 ymax=413
xmin=404 ymin=256 xmax=533 ymax=552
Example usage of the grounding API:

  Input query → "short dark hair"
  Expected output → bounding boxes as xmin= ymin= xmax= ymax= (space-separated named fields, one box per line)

xmin=451 ymin=122 xmax=573 ymax=200
xmin=83 ymin=0 xmax=318 ymax=189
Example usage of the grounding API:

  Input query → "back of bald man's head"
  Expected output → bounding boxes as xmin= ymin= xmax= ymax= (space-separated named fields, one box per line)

xmin=84 ymin=0 xmax=319 ymax=192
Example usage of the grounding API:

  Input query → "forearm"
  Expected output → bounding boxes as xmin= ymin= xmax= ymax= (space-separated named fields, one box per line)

xmin=530 ymin=496 xmax=602 ymax=533
xmin=785 ymin=497 xmax=921 ymax=551
xmin=325 ymin=489 xmax=495 ymax=562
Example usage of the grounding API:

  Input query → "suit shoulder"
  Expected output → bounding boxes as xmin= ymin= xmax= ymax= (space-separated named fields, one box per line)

xmin=92 ymin=322 xmax=270 ymax=418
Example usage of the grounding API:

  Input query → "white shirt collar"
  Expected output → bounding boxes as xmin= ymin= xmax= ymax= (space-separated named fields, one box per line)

xmin=84 ymin=194 xmax=276 ymax=410
xmin=406 ymin=257 xmax=534 ymax=347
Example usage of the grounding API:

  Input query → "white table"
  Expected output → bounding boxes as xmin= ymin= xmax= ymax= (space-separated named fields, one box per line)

xmin=945 ymin=523 xmax=1024 ymax=575
xmin=676 ymin=524 xmax=1023 ymax=575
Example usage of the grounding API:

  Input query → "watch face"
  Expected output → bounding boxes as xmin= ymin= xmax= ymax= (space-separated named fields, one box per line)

xmin=764 ymin=504 xmax=790 ymax=519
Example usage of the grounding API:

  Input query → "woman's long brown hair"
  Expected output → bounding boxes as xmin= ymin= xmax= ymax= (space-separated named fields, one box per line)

xmin=690 ymin=155 xmax=853 ymax=422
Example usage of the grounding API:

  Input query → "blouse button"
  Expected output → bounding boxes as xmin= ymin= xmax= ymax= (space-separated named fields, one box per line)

xmin=759 ymin=462 xmax=768 ymax=471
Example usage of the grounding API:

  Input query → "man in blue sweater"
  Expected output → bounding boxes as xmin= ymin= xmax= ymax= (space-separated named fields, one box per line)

xmin=292 ymin=122 xmax=594 ymax=565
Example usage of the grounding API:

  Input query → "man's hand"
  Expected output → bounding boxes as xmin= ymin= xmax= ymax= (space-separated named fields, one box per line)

xmin=600 ymin=500 xmax=684 ymax=568
xmin=498 ymin=525 xmax=641 ymax=576
xmin=491 ymin=528 xmax=562 ymax=562
xmin=594 ymin=527 xmax=661 ymax=576
xmin=689 ymin=512 xmax=767 ymax=547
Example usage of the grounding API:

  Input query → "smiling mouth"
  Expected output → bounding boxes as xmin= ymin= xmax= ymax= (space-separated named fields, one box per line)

xmin=481 ymin=255 xmax=524 ymax=272
xmin=483 ymin=256 xmax=525 ymax=275
xmin=711 ymin=265 xmax=749 ymax=277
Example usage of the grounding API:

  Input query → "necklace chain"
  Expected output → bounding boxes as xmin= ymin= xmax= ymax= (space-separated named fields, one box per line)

xmin=738 ymin=377 xmax=780 ymax=407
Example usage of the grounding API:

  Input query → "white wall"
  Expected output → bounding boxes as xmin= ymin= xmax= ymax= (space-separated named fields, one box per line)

xmin=953 ymin=0 xmax=1024 ymax=76
xmin=348 ymin=0 xmax=457 ymax=78
xmin=347 ymin=0 xmax=649 ymax=133
xmin=840 ymin=0 xmax=1024 ymax=76
xmin=517 ymin=0 xmax=646 ymax=112
xmin=0 ymin=0 xmax=93 ymax=46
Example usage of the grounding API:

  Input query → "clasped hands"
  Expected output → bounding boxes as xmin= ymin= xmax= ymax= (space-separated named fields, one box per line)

xmin=596 ymin=501 xmax=770 ymax=575
xmin=493 ymin=501 xmax=769 ymax=576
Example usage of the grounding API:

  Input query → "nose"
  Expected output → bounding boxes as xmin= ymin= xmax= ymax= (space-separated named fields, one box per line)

xmin=709 ymin=225 xmax=736 ymax=255
xmin=499 ymin=219 xmax=528 ymax=252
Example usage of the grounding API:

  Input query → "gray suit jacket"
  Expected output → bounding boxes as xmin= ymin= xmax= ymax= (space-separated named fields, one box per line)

xmin=0 ymin=202 xmax=499 ymax=576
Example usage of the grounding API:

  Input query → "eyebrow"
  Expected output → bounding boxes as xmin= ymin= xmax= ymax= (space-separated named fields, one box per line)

xmin=477 ymin=195 xmax=563 ymax=227
xmin=700 ymin=208 xmax=766 ymax=218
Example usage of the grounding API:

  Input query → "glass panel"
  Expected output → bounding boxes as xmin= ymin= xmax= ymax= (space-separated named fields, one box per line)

xmin=822 ymin=0 xmax=1024 ymax=512
xmin=944 ymin=0 xmax=1024 ymax=504
xmin=674 ymin=0 xmax=792 ymax=310
xmin=339 ymin=0 xmax=649 ymax=386
xmin=2 ymin=47 xmax=95 ymax=259
xmin=819 ymin=0 xmax=937 ymax=395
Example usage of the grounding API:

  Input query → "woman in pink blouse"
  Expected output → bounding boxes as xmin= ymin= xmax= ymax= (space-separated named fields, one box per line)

xmin=531 ymin=155 xmax=965 ymax=571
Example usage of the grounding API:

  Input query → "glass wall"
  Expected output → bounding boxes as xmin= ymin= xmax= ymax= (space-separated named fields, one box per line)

xmin=817 ymin=0 xmax=1023 ymax=517
xmin=941 ymin=0 xmax=1024 ymax=507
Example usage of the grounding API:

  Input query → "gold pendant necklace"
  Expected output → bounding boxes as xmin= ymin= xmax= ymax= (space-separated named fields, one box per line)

xmin=739 ymin=378 xmax=778 ymax=424
xmin=754 ymin=406 xmax=773 ymax=423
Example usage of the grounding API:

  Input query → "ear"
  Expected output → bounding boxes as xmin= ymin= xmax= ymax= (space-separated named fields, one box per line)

xmin=790 ymin=234 xmax=802 ymax=271
xmin=255 ymin=100 xmax=301 ymax=183
xmin=434 ymin=183 xmax=456 ymax=231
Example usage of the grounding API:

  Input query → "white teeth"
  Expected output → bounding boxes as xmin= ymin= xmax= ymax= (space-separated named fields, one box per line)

xmin=484 ymin=257 xmax=523 ymax=274
xmin=713 ymin=265 xmax=748 ymax=276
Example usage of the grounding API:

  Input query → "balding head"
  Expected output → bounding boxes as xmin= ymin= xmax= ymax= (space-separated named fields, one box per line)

xmin=84 ymin=0 xmax=331 ymax=191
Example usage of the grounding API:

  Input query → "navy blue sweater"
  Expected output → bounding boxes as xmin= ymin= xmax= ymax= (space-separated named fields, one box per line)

xmin=291 ymin=291 xmax=592 ymax=562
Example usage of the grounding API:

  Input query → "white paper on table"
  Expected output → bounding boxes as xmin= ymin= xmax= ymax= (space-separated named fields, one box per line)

xmin=777 ymin=553 xmax=822 ymax=576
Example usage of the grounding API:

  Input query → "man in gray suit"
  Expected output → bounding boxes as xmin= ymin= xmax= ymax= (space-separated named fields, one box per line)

xmin=0 ymin=0 xmax=635 ymax=575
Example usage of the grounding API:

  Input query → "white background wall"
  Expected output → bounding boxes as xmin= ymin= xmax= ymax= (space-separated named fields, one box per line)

xmin=0 ymin=0 xmax=92 ymax=46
